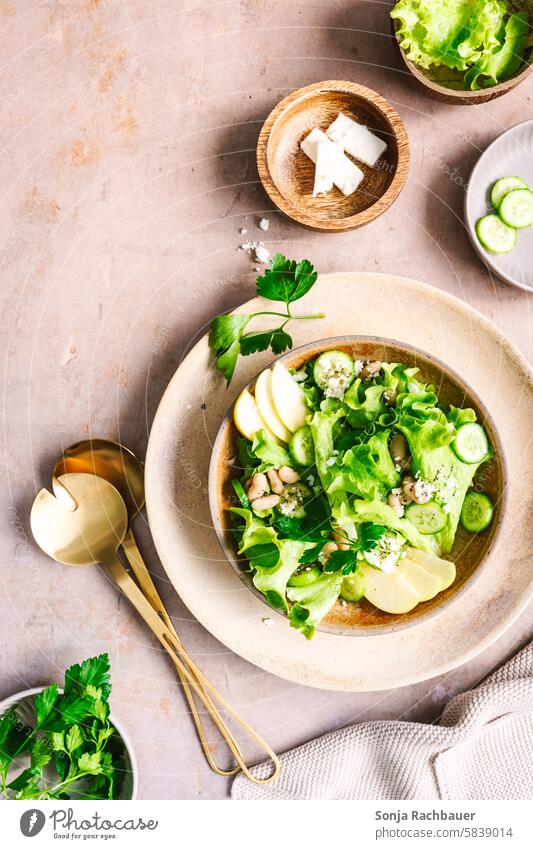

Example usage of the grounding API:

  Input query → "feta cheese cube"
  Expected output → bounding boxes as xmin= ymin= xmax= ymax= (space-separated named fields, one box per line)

xmin=326 ymin=112 xmax=387 ymax=168
xmin=301 ymin=128 xmax=364 ymax=197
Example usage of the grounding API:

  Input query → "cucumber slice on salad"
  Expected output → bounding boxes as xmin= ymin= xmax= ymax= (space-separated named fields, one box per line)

xmin=288 ymin=566 xmax=321 ymax=587
xmin=289 ymin=425 xmax=315 ymax=467
xmin=405 ymin=501 xmax=447 ymax=535
xmin=452 ymin=423 xmax=489 ymax=464
xmin=460 ymin=492 xmax=493 ymax=533
xmin=231 ymin=478 xmax=251 ymax=509
xmin=277 ymin=482 xmax=312 ymax=518
xmin=475 ymin=214 xmax=517 ymax=253
xmin=499 ymin=188 xmax=533 ymax=229
xmin=313 ymin=350 xmax=355 ymax=395
xmin=340 ymin=571 xmax=366 ymax=602
xmin=490 ymin=176 xmax=528 ymax=209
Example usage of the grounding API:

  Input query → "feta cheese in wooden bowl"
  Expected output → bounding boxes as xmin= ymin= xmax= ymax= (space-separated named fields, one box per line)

xmin=256 ymin=81 xmax=409 ymax=232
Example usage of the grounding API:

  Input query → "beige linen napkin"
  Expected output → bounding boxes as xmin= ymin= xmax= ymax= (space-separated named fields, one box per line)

xmin=232 ymin=641 xmax=533 ymax=800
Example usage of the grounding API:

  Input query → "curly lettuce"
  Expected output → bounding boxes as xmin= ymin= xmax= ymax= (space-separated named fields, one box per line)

xmin=287 ymin=572 xmax=343 ymax=640
xmin=391 ymin=0 xmax=528 ymax=89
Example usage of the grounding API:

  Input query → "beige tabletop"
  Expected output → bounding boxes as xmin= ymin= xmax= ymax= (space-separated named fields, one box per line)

xmin=1 ymin=1 xmax=532 ymax=800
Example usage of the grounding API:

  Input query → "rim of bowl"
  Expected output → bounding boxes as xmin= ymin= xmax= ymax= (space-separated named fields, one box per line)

xmin=463 ymin=118 xmax=533 ymax=293
xmin=208 ymin=335 xmax=508 ymax=637
xmin=256 ymin=80 xmax=410 ymax=232
xmin=0 ymin=686 xmax=139 ymax=800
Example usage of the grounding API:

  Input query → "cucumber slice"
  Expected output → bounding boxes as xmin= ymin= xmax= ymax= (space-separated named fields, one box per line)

xmin=288 ymin=566 xmax=321 ymax=587
xmin=460 ymin=492 xmax=494 ymax=533
xmin=405 ymin=501 xmax=447 ymax=535
xmin=231 ymin=478 xmax=251 ymax=509
xmin=499 ymin=188 xmax=533 ymax=229
xmin=452 ymin=423 xmax=489 ymax=464
xmin=340 ymin=571 xmax=366 ymax=602
xmin=277 ymin=482 xmax=312 ymax=519
xmin=289 ymin=425 xmax=315 ymax=467
xmin=313 ymin=350 xmax=355 ymax=396
xmin=490 ymin=176 xmax=528 ymax=208
xmin=475 ymin=214 xmax=517 ymax=253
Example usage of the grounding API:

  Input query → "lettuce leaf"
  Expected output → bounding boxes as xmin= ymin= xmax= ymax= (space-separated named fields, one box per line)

xmin=464 ymin=12 xmax=529 ymax=89
xmin=395 ymin=400 xmax=487 ymax=553
xmin=230 ymin=507 xmax=311 ymax=611
xmin=330 ymin=430 xmax=400 ymax=501
xmin=343 ymin=378 xmax=386 ymax=429
xmin=287 ymin=572 xmax=343 ymax=640
xmin=251 ymin=429 xmax=292 ymax=470
xmin=391 ymin=0 xmax=508 ymax=72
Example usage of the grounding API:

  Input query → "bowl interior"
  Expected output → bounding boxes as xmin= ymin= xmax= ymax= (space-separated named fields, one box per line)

xmin=266 ymin=87 xmax=401 ymax=222
xmin=210 ymin=337 xmax=506 ymax=636
xmin=394 ymin=1 xmax=533 ymax=97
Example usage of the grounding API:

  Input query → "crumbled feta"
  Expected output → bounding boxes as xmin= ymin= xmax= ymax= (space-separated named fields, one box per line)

xmin=364 ymin=532 xmax=404 ymax=574
xmin=323 ymin=372 xmax=352 ymax=399
xmin=395 ymin=464 xmax=402 ymax=472
xmin=442 ymin=504 xmax=451 ymax=514
xmin=278 ymin=498 xmax=298 ymax=516
xmin=254 ymin=244 xmax=270 ymax=263
xmin=292 ymin=370 xmax=307 ymax=382
xmin=305 ymin=475 xmax=315 ymax=486
xmin=258 ymin=218 xmax=269 ymax=231
xmin=413 ymin=480 xmax=435 ymax=504
xmin=353 ymin=360 xmax=364 ymax=376
xmin=407 ymin=382 xmax=420 ymax=394
xmin=325 ymin=456 xmax=337 ymax=467
xmin=239 ymin=227 xmax=247 ymax=235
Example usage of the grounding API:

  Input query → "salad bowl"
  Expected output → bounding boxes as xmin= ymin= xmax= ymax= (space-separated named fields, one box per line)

xmin=392 ymin=1 xmax=533 ymax=105
xmin=208 ymin=336 xmax=506 ymax=637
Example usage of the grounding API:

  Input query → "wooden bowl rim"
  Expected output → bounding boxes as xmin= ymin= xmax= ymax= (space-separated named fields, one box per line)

xmin=256 ymin=80 xmax=410 ymax=232
xmin=392 ymin=18 xmax=533 ymax=101
xmin=208 ymin=335 xmax=508 ymax=637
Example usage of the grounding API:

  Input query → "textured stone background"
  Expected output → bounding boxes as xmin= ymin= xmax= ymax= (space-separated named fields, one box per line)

xmin=1 ymin=0 xmax=531 ymax=799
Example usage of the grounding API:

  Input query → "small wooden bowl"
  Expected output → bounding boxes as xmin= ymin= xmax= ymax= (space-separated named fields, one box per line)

xmin=256 ymin=81 xmax=409 ymax=232
xmin=392 ymin=2 xmax=533 ymax=104
xmin=209 ymin=337 xmax=507 ymax=637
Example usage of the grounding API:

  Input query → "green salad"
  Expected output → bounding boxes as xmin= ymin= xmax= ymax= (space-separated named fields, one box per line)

xmin=230 ymin=350 xmax=494 ymax=639
xmin=391 ymin=0 xmax=530 ymax=91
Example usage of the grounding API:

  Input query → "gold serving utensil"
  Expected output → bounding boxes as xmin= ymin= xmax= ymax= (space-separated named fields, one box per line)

xmin=30 ymin=472 xmax=279 ymax=785
xmin=53 ymin=439 xmax=239 ymax=777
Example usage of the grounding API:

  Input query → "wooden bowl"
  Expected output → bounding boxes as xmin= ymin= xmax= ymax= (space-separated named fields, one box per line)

xmin=208 ymin=337 xmax=507 ymax=637
xmin=256 ymin=81 xmax=409 ymax=232
xmin=392 ymin=2 xmax=533 ymax=104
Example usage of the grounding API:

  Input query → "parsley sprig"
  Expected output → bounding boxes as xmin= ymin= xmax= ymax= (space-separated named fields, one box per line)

xmin=209 ymin=254 xmax=324 ymax=384
xmin=324 ymin=523 xmax=387 ymax=576
xmin=0 ymin=654 xmax=124 ymax=800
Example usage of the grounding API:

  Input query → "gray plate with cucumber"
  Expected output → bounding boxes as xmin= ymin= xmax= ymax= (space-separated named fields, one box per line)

xmin=465 ymin=119 xmax=533 ymax=292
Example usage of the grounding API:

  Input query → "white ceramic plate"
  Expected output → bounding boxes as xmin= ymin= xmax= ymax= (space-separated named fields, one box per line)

xmin=145 ymin=272 xmax=533 ymax=692
xmin=465 ymin=120 xmax=533 ymax=292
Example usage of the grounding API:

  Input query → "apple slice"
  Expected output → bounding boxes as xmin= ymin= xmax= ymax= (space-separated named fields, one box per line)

xmin=254 ymin=369 xmax=291 ymax=443
xmin=406 ymin=548 xmax=456 ymax=592
xmin=271 ymin=361 xmax=310 ymax=433
xmin=233 ymin=388 xmax=278 ymax=443
xmin=361 ymin=563 xmax=421 ymax=614
xmin=396 ymin=558 xmax=442 ymax=603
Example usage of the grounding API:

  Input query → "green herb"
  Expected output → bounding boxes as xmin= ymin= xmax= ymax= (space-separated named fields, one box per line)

xmin=209 ymin=254 xmax=324 ymax=384
xmin=0 ymin=654 xmax=123 ymax=800
xmin=324 ymin=522 xmax=387 ymax=575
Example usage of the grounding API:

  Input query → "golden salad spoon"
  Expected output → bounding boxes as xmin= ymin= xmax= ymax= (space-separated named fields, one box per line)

xmin=30 ymin=472 xmax=279 ymax=784
xmin=53 ymin=438 xmax=239 ymax=777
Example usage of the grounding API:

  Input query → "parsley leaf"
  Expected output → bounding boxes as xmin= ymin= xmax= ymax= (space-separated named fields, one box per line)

xmin=209 ymin=255 xmax=323 ymax=385
xmin=323 ymin=523 xmax=387 ymax=574
xmin=256 ymin=254 xmax=318 ymax=305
